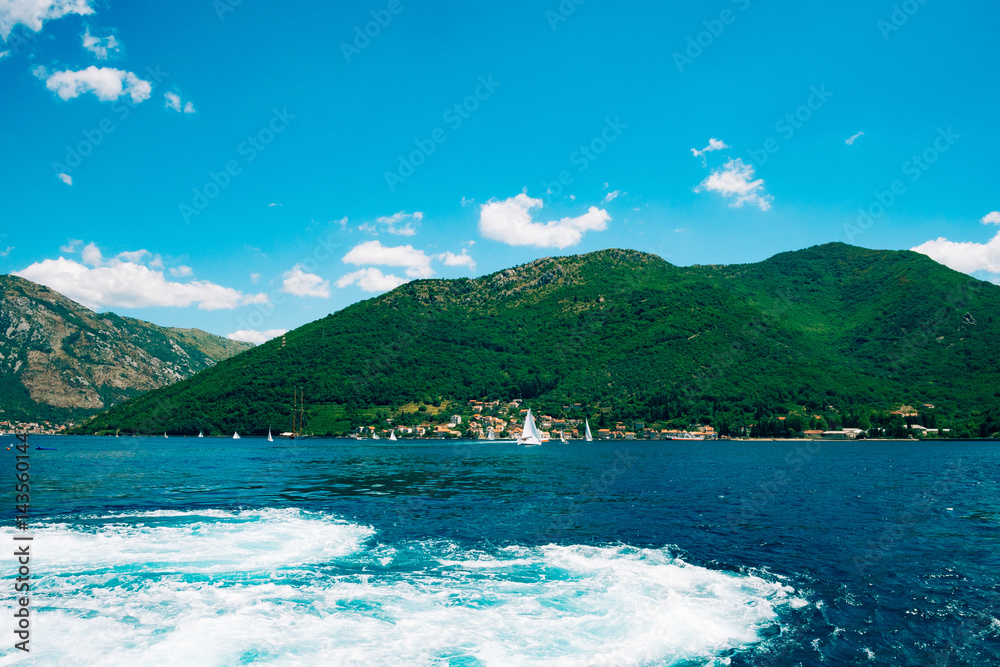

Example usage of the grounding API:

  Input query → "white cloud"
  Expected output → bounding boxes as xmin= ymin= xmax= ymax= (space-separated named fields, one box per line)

xmin=911 ymin=231 xmax=1000 ymax=275
xmin=478 ymin=194 xmax=609 ymax=249
xmin=250 ymin=272 xmax=260 ymax=283
xmin=81 ymin=241 xmax=102 ymax=266
xmin=0 ymin=50 xmax=9 ymax=59
xmin=0 ymin=246 xmax=13 ymax=258
xmin=116 ymin=249 xmax=149 ymax=263
xmin=13 ymin=256 xmax=267 ymax=311
xmin=437 ymin=249 xmax=476 ymax=270
xmin=694 ymin=158 xmax=773 ymax=211
xmin=227 ymin=329 xmax=286 ymax=346
xmin=602 ymin=190 xmax=620 ymax=204
xmin=268 ymin=202 xmax=282 ymax=208
xmin=45 ymin=66 xmax=151 ymax=103
xmin=164 ymin=91 xmax=196 ymax=113
xmin=845 ymin=131 xmax=865 ymax=146
xmin=0 ymin=0 xmax=94 ymax=40
xmin=336 ymin=268 xmax=408 ymax=293
xmin=460 ymin=196 xmax=474 ymax=207
xmin=342 ymin=240 xmax=433 ymax=278
xmin=981 ymin=211 xmax=1000 ymax=225
xmin=375 ymin=210 xmax=422 ymax=236
xmin=691 ymin=138 xmax=729 ymax=159
xmin=169 ymin=265 xmax=193 ymax=277
xmin=357 ymin=223 xmax=376 ymax=234
xmin=60 ymin=238 xmax=82 ymax=253
xmin=281 ymin=264 xmax=330 ymax=298
xmin=57 ymin=172 xmax=72 ymax=185
xmin=149 ymin=255 xmax=163 ymax=269
xmin=82 ymin=28 xmax=118 ymax=59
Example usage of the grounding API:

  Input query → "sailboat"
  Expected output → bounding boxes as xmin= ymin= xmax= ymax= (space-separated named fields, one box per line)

xmin=163 ymin=432 xmax=168 ymax=439
xmin=233 ymin=431 xmax=241 ymax=440
xmin=198 ymin=430 xmax=204 ymax=438
xmin=517 ymin=408 xmax=543 ymax=446
xmin=585 ymin=419 xmax=593 ymax=442
xmin=560 ymin=429 xmax=568 ymax=443
xmin=389 ymin=431 xmax=397 ymax=441
xmin=267 ymin=428 xmax=273 ymax=442
xmin=488 ymin=427 xmax=496 ymax=441
xmin=284 ymin=388 xmax=308 ymax=438
xmin=372 ymin=432 xmax=380 ymax=440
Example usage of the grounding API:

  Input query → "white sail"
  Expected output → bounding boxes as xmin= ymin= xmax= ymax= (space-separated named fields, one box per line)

xmin=389 ymin=431 xmax=397 ymax=441
xmin=197 ymin=430 xmax=203 ymax=438
xmin=372 ymin=432 xmax=380 ymax=440
xmin=163 ymin=433 xmax=168 ymax=439
xmin=488 ymin=428 xmax=496 ymax=440
xmin=267 ymin=428 xmax=273 ymax=442
xmin=517 ymin=408 xmax=542 ymax=446
xmin=233 ymin=432 xmax=241 ymax=440
xmin=560 ymin=429 xmax=568 ymax=443
xmin=585 ymin=419 xmax=593 ymax=442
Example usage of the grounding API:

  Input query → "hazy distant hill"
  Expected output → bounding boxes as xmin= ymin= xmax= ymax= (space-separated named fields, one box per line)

xmin=74 ymin=244 xmax=1000 ymax=437
xmin=0 ymin=275 xmax=252 ymax=424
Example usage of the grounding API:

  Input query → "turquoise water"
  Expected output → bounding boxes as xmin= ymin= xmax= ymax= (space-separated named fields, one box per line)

xmin=3 ymin=436 xmax=1000 ymax=665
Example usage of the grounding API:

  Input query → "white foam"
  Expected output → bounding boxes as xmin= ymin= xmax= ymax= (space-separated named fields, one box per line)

xmin=0 ymin=510 xmax=801 ymax=666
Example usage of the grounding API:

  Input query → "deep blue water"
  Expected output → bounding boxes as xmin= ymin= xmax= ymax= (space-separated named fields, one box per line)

xmin=3 ymin=435 xmax=999 ymax=665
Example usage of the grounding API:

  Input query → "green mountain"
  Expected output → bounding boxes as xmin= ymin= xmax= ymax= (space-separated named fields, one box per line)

xmin=73 ymin=244 xmax=1000 ymax=437
xmin=0 ymin=275 xmax=252 ymax=425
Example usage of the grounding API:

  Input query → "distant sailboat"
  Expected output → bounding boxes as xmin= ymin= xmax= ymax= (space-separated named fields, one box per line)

xmin=233 ymin=431 xmax=241 ymax=440
xmin=163 ymin=433 xmax=168 ymax=439
xmin=267 ymin=428 xmax=273 ymax=442
xmin=198 ymin=430 xmax=204 ymax=438
xmin=517 ymin=408 xmax=542 ymax=446
xmin=488 ymin=427 xmax=496 ymax=441
xmin=585 ymin=419 xmax=593 ymax=442
xmin=372 ymin=432 xmax=380 ymax=440
xmin=560 ymin=429 xmax=568 ymax=443
xmin=389 ymin=431 xmax=397 ymax=441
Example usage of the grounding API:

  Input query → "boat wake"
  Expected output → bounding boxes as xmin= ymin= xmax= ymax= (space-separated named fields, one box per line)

xmin=1 ymin=509 xmax=806 ymax=665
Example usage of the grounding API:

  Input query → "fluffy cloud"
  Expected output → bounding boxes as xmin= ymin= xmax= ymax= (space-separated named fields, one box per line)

xmin=281 ymin=264 xmax=330 ymax=298
xmin=845 ymin=131 xmax=865 ymax=146
xmin=437 ymin=249 xmax=476 ymax=270
xmin=60 ymin=238 xmax=82 ymax=253
xmin=44 ymin=66 xmax=151 ymax=103
xmin=164 ymin=91 xmax=195 ymax=113
xmin=375 ymin=210 xmax=422 ymax=236
xmin=169 ymin=265 xmax=193 ymax=277
xmin=695 ymin=158 xmax=772 ymax=211
xmin=478 ymin=194 xmax=610 ymax=249
xmin=981 ymin=211 xmax=1000 ymax=225
xmin=911 ymin=231 xmax=1000 ymax=276
xmin=14 ymin=255 xmax=268 ymax=311
xmin=81 ymin=241 xmax=102 ymax=266
xmin=57 ymin=172 xmax=72 ymax=185
xmin=82 ymin=28 xmax=118 ymax=59
xmin=0 ymin=0 xmax=94 ymax=40
xmin=335 ymin=268 xmax=408 ymax=293
xmin=227 ymin=329 xmax=286 ymax=346
xmin=342 ymin=240 xmax=433 ymax=278
xmin=691 ymin=138 xmax=729 ymax=159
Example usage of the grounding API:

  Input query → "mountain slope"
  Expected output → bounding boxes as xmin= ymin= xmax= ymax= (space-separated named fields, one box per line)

xmin=74 ymin=244 xmax=1000 ymax=436
xmin=0 ymin=275 xmax=252 ymax=423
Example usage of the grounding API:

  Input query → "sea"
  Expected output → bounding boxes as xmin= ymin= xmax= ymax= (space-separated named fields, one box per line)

xmin=2 ymin=435 xmax=999 ymax=666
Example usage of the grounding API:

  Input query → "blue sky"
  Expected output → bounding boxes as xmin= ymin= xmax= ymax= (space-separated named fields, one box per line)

xmin=2 ymin=0 xmax=998 ymax=343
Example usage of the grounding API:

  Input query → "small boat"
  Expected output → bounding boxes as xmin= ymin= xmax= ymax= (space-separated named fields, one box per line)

xmin=584 ymin=419 xmax=593 ymax=442
xmin=488 ymin=428 xmax=496 ymax=441
xmin=198 ymin=430 xmax=204 ymax=438
xmin=164 ymin=433 xmax=168 ymax=439
xmin=267 ymin=428 xmax=273 ymax=442
xmin=560 ymin=429 xmax=568 ymax=444
xmin=35 ymin=447 xmax=57 ymax=451
xmin=372 ymin=432 xmax=380 ymax=440
xmin=389 ymin=431 xmax=397 ymax=441
xmin=517 ymin=408 xmax=543 ymax=446
xmin=233 ymin=432 xmax=241 ymax=440
xmin=665 ymin=432 xmax=705 ymax=441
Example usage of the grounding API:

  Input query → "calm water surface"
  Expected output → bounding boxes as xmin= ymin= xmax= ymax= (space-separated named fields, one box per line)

xmin=3 ymin=436 xmax=999 ymax=665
